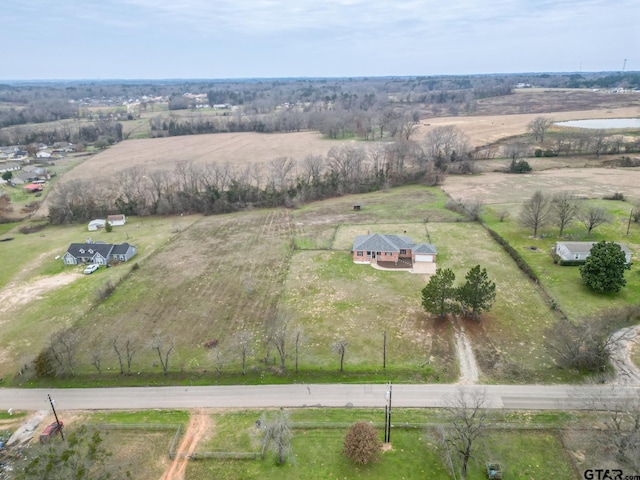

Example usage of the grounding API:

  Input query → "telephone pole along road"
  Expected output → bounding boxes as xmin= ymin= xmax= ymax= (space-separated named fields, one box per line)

xmin=2 ymin=384 xmax=639 ymax=412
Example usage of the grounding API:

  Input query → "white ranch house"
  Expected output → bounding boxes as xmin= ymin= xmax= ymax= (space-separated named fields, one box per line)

xmin=555 ymin=241 xmax=633 ymax=264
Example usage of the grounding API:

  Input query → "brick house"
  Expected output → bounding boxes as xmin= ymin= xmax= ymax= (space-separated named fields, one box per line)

xmin=351 ymin=234 xmax=437 ymax=273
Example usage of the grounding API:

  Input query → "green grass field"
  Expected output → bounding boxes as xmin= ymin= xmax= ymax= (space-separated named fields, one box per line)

xmin=483 ymin=198 xmax=640 ymax=320
xmin=1 ymin=185 xmax=638 ymax=386
xmin=186 ymin=408 xmax=577 ymax=480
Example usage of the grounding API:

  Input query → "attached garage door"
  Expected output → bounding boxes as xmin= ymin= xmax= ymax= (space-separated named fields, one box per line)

xmin=415 ymin=255 xmax=433 ymax=262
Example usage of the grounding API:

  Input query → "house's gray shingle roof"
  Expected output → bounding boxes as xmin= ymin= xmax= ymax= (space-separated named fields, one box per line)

xmin=111 ymin=243 xmax=132 ymax=255
xmin=66 ymin=242 xmax=114 ymax=258
xmin=558 ymin=241 xmax=632 ymax=255
xmin=352 ymin=234 xmax=436 ymax=254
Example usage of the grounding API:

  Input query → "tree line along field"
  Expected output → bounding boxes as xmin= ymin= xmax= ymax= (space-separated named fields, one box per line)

xmin=2 ymin=179 xmax=639 ymax=386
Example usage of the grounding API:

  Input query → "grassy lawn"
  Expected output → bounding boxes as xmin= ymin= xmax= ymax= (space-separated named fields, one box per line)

xmin=186 ymin=408 xmax=577 ymax=480
xmin=3 ymin=185 xmax=635 ymax=385
xmin=483 ymin=198 xmax=640 ymax=320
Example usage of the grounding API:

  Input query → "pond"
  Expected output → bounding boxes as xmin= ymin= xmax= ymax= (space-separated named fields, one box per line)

xmin=554 ymin=118 xmax=640 ymax=129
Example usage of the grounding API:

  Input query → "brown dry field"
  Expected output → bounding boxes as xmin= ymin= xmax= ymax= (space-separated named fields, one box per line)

xmin=56 ymin=88 xmax=640 ymax=187
xmin=415 ymin=104 xmax=640 ymax=147
xmin=61 ymin=131 xmax=352 ymax=184
xmin=441 ymin=166 xmax=640 ymax=206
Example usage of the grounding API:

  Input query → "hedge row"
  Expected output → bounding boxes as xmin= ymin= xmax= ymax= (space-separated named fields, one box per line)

xmin=486 ymin=228 xmax=540 ymax=283
xmin=558 ymin=260 xmax=586 ymax=267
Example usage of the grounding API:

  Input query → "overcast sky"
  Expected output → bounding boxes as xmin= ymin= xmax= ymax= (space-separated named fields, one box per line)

xmin=4 ymin=0 xmax=639 ymax=80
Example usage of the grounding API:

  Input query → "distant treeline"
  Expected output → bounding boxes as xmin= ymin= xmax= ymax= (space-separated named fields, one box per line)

xmin=47 ymin=140 xmax=473 ymax=224
xmin=0 ymin=120 xmax=123 ymax=148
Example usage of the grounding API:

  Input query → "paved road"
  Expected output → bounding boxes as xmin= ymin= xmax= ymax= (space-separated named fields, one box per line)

xmin=2 ymin=384 xmax=639 ymax=412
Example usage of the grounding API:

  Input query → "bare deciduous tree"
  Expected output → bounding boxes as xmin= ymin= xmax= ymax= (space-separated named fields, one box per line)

xmin=293 ymin=327 xmax=303 ymax=374
xmin=589 ymin=129 xmax=610 ymax=159
xmin=519 ymin=190 xmax=551 ymax=237
xmin=423 ymin=125 xmax=470 ymax=170
xmin=151 ymin=337 xmax=175 ymax=376
xmin=266 ymin=310 xmax=294 ymax=371
xmin=503 ymin=142 xmax=530 ymax=171
xmin=49 ymin=327 xmax=81 ymax=377
xmin=232 ymin=331 xmax=254 ymax=375
xmin=444 ymin=388 xmax=489 ymax=479
xmin=527 ymin=116 xmax=554 ymax=143
xmin=579 ymin=206 xmax=612 ymax=235
xmin=91 ymin=351 xmax=102 ymax=375
xmin=260 ymin=408 xmax=293 ymax=465
xmin=461 ymin=198 xmax=484 ymax=221
xmin=545 ymin=314 xmax=631 ymax=372
xmin=113 ymin=335 xmax=138 ymax=375
xmin=332 ymin=339 xmax=348 ymax=372
xmin=584 ymin=385 xmax=640 ymax=469
xmin=551 ymin=192 xmax=579 ymax=237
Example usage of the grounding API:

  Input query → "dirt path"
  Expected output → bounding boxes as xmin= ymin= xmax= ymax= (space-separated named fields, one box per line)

xmin=160 ymin=410 xmax=212 ymax=480
xmin=452 ymin=318 xmax=480 ymax=384
xmin=0 ymin=272 xmax=80 ymax=317
xmin=609 ymin=325 xmax=640 ymax=385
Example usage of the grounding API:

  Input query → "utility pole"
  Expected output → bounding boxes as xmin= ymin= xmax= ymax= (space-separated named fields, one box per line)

xmin=383 ymin=331 xmax=387 ymax=370
xmin=384 ymin=382 xmax=393 ymax=443
xmin=627 ymin=209 xmax=633 ymax=235
xmin=47 ymin=394 xmax=65 ymax=441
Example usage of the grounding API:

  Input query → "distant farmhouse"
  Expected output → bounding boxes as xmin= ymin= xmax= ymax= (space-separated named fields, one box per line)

xmin=88 ymin=214 xmax=126 ymax=231
xmin=107 ymin=214 xmax=126 ymax=226
xmin=64 ymin=241 xmax=137 ymax=266
xmin=554 ymin=241 xmax=633 ymax=265
xmin=88 ymin=219 xmax=107 ymax=231
xmin=351 ymin=234 xmax=437 ymax=274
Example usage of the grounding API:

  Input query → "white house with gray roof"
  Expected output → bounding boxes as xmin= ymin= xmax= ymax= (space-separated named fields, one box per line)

xmin=351 ymin=234 xmax=437 ymax=273
xmin=555 ymin=241 xmax=632 ymax=264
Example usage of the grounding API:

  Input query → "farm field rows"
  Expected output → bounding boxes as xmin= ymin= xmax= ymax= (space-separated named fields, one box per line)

xmin=1 ymin=183 xmax=611 ymax=385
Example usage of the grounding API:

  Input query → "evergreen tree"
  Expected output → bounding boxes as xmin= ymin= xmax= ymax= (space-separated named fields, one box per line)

xmin=580 ymin=241 xmax=628 ymax=293
xmin=421 ymin=268 xmax=457 ymax=319
xmin=457 ymin=265 xmax=496 ymax=321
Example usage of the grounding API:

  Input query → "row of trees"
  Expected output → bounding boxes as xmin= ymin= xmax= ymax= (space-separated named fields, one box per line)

xmin=519 ymin=190 xmax=616 ymax=237
xmin=0 ymin=119 xmax=123 ymax=147
xmin=28 ymin=321 xmax=360 ymax=380
xmin=47 ymin=128 xmax=474 ymax=224
xmin=421 ymin=266 xmax=497 ymax=321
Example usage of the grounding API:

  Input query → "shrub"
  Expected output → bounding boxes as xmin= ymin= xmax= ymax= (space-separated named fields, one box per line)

xmin=509 ymin=160 xmax=532 ymax=173
xmin=33 ymin=350 xmax=55 ymax=377
xmin=343 ymin=422 xmax=382 ymax=465
xmin=19 ymin=223 xmax=46 ymax=234
xmin=94 ymin=280 xmax=116 ymax=302
xmin=602 ymin=192 xmax=625 ymax=201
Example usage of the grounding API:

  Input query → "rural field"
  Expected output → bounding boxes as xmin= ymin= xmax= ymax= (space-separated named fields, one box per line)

xmin=3 ymin=181 xmax=638 ymax=385
xmin=1 ymin=87 xmax=640 ymax=479
xmin=48 ymin=89 xmax=640 ymax=190
xmin=3 ymin=405 xmax=627 ymax=480
xmin=1 ymin=88 xmax=640 ymax=387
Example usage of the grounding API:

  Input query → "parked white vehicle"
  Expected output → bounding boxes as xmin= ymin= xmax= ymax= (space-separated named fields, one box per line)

xmin=83 ymin=264 xmax=99 ymax=274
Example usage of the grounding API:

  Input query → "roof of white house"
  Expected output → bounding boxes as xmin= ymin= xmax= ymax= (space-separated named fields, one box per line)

xmin=557 ymin=241 xmax=632 ymax=255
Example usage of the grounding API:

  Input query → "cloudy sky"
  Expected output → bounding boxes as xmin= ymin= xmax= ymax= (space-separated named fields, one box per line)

xmin=4 ymin=0 xmax=638 ymax=80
